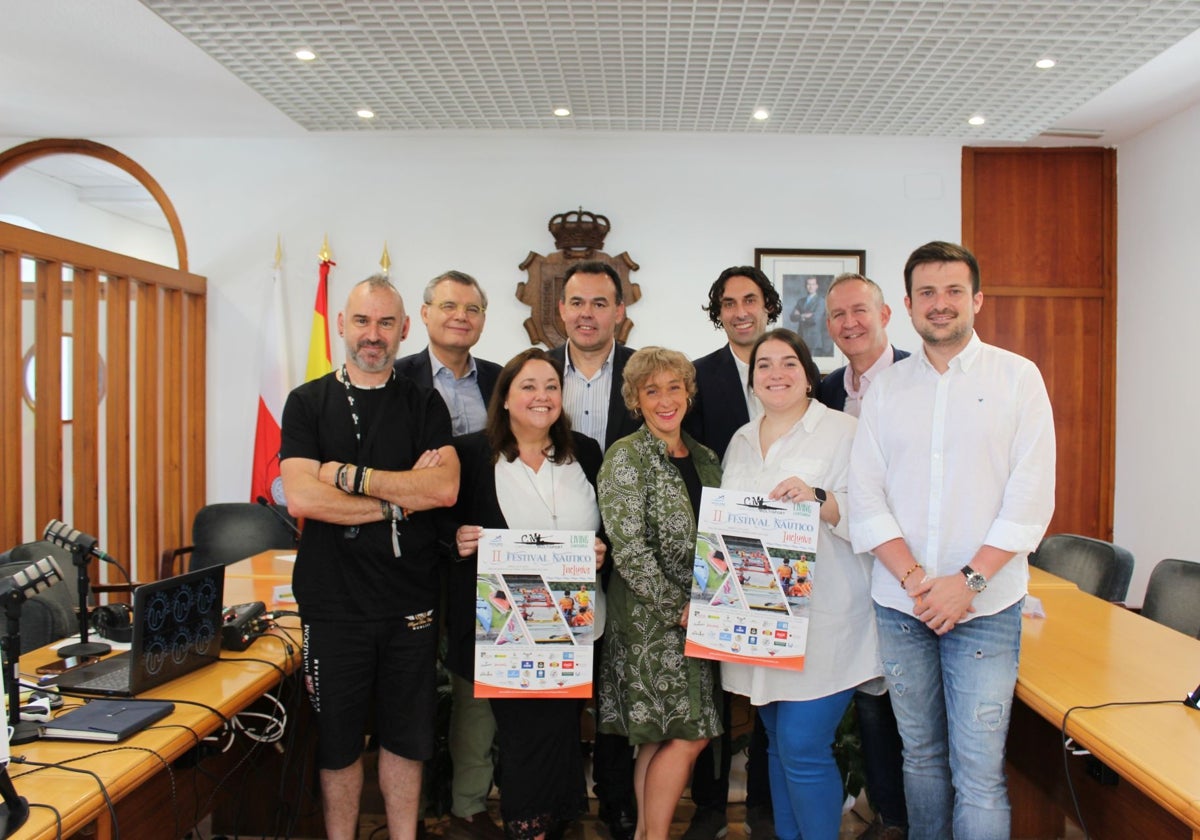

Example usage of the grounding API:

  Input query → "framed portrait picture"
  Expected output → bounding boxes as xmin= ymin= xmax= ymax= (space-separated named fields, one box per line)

xmin=754 ymin=248 xmax=866 ymax=373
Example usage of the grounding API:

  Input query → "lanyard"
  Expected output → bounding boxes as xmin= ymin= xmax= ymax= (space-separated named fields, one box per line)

xmin=340 ymin=365 xmax=402 ymax=557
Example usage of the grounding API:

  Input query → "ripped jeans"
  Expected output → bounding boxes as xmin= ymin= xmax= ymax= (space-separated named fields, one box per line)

xmin=873 ymin=600 xmax=1022 ymax=840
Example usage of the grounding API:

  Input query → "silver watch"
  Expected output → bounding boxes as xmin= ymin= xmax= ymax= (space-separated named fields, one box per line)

xmin=961 ymin=565 xmax=988 ymax=593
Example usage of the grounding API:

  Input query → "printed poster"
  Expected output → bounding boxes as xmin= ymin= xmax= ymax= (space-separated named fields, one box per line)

xmin=474 ymin=528 xmax=596 ymax=698
xmin=685 ymin=486 xmax=820 ymax=671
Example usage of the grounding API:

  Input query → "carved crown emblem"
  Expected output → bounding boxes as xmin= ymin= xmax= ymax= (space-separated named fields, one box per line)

xmin=549 ymin=209 xmax=610 ymax=252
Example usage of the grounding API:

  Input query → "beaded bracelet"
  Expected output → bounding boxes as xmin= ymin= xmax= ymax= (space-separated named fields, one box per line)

xmin=899 ymin=562 xmax=924 ymax=589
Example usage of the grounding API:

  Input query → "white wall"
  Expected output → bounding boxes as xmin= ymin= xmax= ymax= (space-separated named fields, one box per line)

xmin=1114 ymin=100 xmax=1200 ymax=605
xmin=80 ymin=131 xmax=958 ymax=506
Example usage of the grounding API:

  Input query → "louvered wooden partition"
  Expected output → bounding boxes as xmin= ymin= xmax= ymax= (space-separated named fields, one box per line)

xmin=0 ymin=220 xmax=206 ymax=583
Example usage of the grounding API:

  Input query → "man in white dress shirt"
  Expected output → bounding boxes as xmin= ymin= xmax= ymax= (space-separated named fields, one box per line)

xmin=848 ymin=241 xmax=1056 ymax=840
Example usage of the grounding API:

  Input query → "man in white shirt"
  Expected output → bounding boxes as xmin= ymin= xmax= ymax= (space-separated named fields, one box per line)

xmin=547 ymin=260 xmax=640 ymax=840
xmin=849 ymin=242 xmax=1056 ymax=840
xmin=816 ymin=272 xmax=909 ymax=840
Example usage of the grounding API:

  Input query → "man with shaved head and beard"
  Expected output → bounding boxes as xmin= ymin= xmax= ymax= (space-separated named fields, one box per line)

xmin=281 ymin=274 xmax=460 ymax=840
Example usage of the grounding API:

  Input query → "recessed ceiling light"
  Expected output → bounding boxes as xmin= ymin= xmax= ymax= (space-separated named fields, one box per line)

xmin=753 ymin=109 xmax=770 ymax=121
xmin=295 ymin=49 xmax=316 ymax=61
xmin=968 ymin=115 xmax=986 ymax=126
xmin=357 ymin=109 xmax=375 ymax=119
xmin=553 ymin=107 xmax=571 ymax=117
xmin=1035 ymin=58 xmax=1056 ymax=69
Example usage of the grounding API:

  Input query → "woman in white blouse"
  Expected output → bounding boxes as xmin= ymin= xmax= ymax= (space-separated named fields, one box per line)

xmin=451 ymin=348 xmax=607 ymax=840
xmin=720 ymin=329 xmax=879 ymax=840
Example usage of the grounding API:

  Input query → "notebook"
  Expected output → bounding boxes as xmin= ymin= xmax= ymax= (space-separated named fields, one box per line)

xmin=55 ymin=565 xmax=226 ymax=697
xmin=41 ymin=699 xmax=175 ymax=742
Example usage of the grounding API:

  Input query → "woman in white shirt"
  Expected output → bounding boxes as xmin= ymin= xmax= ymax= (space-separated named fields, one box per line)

xmin=452 ymin=348 xmax=607 ymax=840
xmin=721 ymin=329 xmax=879 ymax=840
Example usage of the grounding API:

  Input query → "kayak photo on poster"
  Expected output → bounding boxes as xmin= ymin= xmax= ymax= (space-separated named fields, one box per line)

xmin=473 ymin=528 xmax=597 ymax=698
xmin=685 ymin=486 xmax=819 ymax=671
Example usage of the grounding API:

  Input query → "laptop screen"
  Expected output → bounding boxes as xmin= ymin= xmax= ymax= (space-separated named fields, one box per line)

xmin=128 ymin=563 xmax=225 ymax=694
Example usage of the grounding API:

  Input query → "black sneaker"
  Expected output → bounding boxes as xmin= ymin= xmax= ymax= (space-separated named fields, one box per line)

xmin=681 ymin=809 xmax=728 ymax=840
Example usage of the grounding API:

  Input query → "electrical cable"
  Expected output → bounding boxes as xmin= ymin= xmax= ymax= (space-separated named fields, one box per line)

xmin=1059 ymin=698 xmax=1189 ymax=839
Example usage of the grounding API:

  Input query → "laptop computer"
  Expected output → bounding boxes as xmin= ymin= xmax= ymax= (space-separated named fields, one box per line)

xmin=56 ymin=564 xmax=226 ymax=697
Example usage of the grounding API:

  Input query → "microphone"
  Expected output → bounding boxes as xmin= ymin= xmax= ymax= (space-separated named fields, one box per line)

xmin=42 ymin=520 xmax=113 ymax=562
xmin=0 ymin=556 xmax=63 ymax=606
xmin=1186 ymin=682 xmax=1200 ymax=710
xmin=256 ymin=496 xmax=302 ymax=543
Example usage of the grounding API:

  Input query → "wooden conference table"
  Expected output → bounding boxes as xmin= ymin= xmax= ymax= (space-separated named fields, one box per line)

xmin=1011 ymin=567 xmax=1200 ymax=839
xmin=9 ymin=552 xmax=301 ymax=840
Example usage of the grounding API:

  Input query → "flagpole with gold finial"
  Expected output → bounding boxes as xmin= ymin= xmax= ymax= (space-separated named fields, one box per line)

xmin=305 ymin=235 xmax=335 ymax=381
xmin=380 ymin=242 xmax=391 ymax=277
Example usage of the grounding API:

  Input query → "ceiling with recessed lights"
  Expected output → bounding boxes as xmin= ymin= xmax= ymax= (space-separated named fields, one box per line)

xmin=135 ymin=0 xmax=1200 ymax=140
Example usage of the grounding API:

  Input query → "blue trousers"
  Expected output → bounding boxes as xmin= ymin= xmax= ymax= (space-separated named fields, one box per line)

xmin=874 ymin=601 xmax=1022 ymax=840
xmin=757 ymin=688 xmax=854 ymax=840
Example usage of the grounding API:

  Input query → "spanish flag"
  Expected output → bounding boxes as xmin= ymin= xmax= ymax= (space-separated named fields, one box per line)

xmin=305 ymin=239 xmax=334 ymax=381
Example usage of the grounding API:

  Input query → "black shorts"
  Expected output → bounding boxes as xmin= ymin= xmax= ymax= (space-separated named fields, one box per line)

xmin=302 ymin=611 xmax=438 ymax=770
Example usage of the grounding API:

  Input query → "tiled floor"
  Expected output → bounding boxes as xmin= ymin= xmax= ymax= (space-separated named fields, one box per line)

xmin=356 ymin=797 xmax=875 ymax=840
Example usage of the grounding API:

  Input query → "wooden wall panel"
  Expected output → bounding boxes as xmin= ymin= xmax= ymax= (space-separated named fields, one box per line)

xmin=0 ymin=251 xmax=21 ymax=546
xmin=976 ymin=296 xmax=1105 ymax=537
xmin=106 ymin=276 xmax=133 ymax=569
xmin=963 ymin=147 xmax=1116 ymax=539
xmin=34 ymin=260 xmax=64 ymax=531
xmin=72 ymin=268 xmax=101 ymax=539
xmin=161 ymin=289 xmax=185 ymax=567
xmin=136 ymin=283 xmax=160 ymax=582
xmin=0 ymin=221 xmax=204 ymax=580
xmin=966 ymin=149 xmax=1108 ymax=290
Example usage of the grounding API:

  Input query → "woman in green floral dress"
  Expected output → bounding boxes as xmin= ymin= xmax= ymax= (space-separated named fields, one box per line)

xmin=597 ymin=347 xmax=724 ymax=840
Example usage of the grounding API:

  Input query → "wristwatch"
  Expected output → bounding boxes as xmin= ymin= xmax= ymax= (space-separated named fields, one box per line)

xmin=813 ymin=487 xmax=827 ymax=506
xmin=961 ymin=565 xmax=988 ymax=593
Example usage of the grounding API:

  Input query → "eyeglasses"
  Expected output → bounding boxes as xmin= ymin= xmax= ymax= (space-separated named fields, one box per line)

xmin=433 ymin=301 xmax=486 ymax=317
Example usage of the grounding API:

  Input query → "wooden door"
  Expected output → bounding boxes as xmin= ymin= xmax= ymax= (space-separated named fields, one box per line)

xmin=962 ymin=147 xmax=1116 ymax=539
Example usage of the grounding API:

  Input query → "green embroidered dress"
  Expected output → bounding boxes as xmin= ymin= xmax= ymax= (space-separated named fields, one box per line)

xmin=597 ymin=426 xmax=724 ymax=745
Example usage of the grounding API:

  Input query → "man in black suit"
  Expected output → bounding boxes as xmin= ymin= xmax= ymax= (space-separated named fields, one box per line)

xmin=395 ymin=270 xmax=504 ymax=840
xmin=684 ymin=266 xmax=782 ymax=461
xmin=548 ymin=260 xmax=641 ymax=453
xmin=395 ymin=270 xmax=501 ymax=436
xmin=683 ymin=265 xmax=782 ymax=840
xmin=816 ymin=271 xmax=909 ymax=840
xmin=548 ymin=260 xmax=640 ymax=840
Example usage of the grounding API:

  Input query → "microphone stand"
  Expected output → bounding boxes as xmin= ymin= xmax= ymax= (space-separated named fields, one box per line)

xmin=56 ymin=545 xmax=110 ymax=659
xmin=2 ymin=601 xmax=40 ymax=745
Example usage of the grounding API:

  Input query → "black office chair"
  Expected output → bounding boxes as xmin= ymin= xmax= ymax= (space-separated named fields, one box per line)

xmin=160 ymin=502 xmax=298 ymax=580
xmin=0 ymin=540 xmax=78 ymax=654
xmin=1140 ymin=559 xmax=1200 ymax=639
xmin=1028 ymin=533 xmax=1134 ymax=603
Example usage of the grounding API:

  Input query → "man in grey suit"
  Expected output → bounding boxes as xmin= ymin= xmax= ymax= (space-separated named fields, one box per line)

xmin=548 ymin=259 xmax=640 ymax=840
xmin=395 ymin=270 xmax=503 ymax=840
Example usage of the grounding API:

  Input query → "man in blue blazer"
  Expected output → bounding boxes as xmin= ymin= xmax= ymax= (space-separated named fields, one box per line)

xmin=547 ymin=259 xmax=641 ymax=840
xmin=817 ymin=272 xmax=910 ymax=414
xmin=394 ymin=270 xmax=504 ymax=840
xmin=394 ymin=271 xmax=501 ymax=438
xmin=816 ymin=271 xmax=910 ymax=840
xmin=682 ymin=265 xmax=782 ymax=840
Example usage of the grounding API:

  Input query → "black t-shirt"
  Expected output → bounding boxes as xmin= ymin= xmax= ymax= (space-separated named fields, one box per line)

xmin=280 ymin=372 xmax=454 ymax=621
